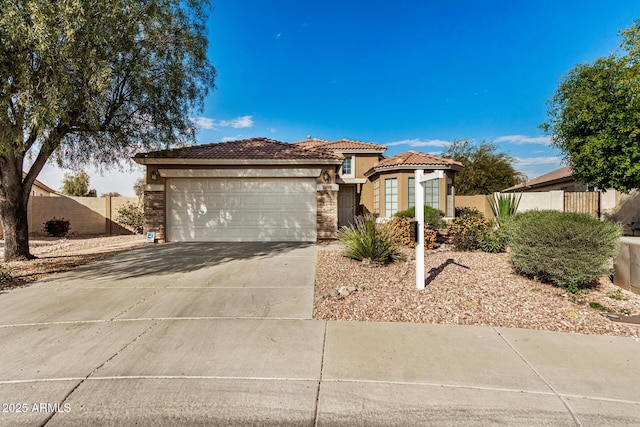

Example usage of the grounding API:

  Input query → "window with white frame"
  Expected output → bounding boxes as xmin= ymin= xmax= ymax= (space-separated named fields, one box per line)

xmin=408 ymin=177 xmax=415 ymax=207
xmin=373 ymin=180 xmax=380 ymax=215
xmin=339 ymin=155 xmax=354 ymax=178
xmin=424 ymin=178 xmax=439 ymax=210
xmin=408 ymin=176 xmax=439 ymax=210
xmin=384 ymin=178 xmax=398 ymax=217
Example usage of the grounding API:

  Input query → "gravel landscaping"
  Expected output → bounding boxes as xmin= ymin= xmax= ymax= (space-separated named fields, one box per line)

xmin=314 ymin=245 xmax=640 ymax=338
xmin=0 ymin=235 xmax=148 ymax=289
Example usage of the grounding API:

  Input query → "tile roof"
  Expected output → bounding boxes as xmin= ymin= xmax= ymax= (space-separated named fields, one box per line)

xmin=292 ymin=138 xmax=386 ymax=151
xmin=503 ymin=166 xmax=574 ymax=192
xmin=134 ymin=138 xmax=343 ymax=161
xmin=369 ymin=150 xmax=463 ymax=171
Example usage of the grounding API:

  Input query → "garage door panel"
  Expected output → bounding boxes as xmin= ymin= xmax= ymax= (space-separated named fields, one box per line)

xmin=167 ymin=178 xmax=317 ymax=242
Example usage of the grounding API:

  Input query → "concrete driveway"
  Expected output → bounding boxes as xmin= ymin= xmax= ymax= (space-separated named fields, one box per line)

xmin=0 ymin=242 xmax=639 ymax=426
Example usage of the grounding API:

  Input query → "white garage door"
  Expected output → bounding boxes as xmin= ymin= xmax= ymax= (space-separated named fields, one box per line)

xmin=167 ymin=178 xmax=317 ymax=242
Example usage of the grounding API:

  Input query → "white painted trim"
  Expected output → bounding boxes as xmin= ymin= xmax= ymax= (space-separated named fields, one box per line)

xmin=336 ymin=178 xmax=367 ymax=185
xmin=134 ymin=158 xmax=342 ymax=166
xmin=338 ymin=155 xmax=356 ymax=179
xmin=317 ymin=184 xmax=339 ymax=191
xmin=158 ymin=168 xmax=322 ymax=178
xmin=144 ymin=184 xmax=165 ymax=191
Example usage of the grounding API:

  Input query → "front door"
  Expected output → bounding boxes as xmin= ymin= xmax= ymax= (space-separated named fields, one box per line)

xmin=338 ymin=185 xmax=356 ymax=227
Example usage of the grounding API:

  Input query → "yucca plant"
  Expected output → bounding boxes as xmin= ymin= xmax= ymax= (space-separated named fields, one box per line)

xmin=338 ymin=215 xmax=399 ymax=263
xmin=488 ymin=193 xmax=521 ymax=226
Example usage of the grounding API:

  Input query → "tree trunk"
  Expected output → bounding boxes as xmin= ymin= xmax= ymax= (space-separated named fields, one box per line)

xmin=0 ymin=171 xmax=33 ymax=262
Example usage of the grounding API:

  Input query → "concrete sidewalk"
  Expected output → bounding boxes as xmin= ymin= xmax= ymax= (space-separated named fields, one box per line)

xmin=0 ymin=243 xmax=638 ymax=426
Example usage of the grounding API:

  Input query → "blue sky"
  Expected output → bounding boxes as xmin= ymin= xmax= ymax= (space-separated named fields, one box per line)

xmin=38 ymin=1 xmax=640 ymax=195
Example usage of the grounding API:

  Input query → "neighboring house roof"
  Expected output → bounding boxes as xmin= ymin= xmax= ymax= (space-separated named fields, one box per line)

xmin=293 ymin=138 xmax=386 ymax=153
xmin=133 ymin=138 xmax=344 ymax=165
xmin=503 ymin=166 xmax=574 ymax=192
xmin=22 ymin=172 xmax=57 ymax=195
xmin=364 ymin=150 xmax=463 ymax=177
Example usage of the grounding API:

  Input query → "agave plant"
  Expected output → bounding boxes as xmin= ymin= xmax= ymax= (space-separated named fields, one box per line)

xmin=338 ymin=215 xmax=398 ymax=263
xmin=488 ymin=192 xmax=521 ymax=226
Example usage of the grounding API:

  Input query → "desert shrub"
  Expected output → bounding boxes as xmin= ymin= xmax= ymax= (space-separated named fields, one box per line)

xmin=508 ymin=210 xmax=622 ymax=288
xmin=116 ymin=202 xmax=144 ymax=234
xmin=43 ymin=217 xmax=71 ymax=237
xmin=338 ymin=215 xmax=399 ymax=263
xmin=387 ymin=216 xmax=437 ymax=249
xmin=478 ymin=228 xmax=508 ymax=253
xmin=455 ymin=207 xmax=485 ymax=219
xmin=446 ymin=215 xmax=492 ymax=251
xmin=393 ymin=205 xmax=445 ymax=229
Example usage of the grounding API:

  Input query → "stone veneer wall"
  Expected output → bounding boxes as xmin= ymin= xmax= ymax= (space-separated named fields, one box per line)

xmin=144 ymin=189 xmax=166 ymax=242
xmin=317 ymin=184 xmax=338 ymax=239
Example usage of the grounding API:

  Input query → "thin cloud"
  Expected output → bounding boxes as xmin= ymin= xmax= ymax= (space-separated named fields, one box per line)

xmin=221 ymin=135 xmax=242 ymax=142
xmin=514 ymin=156 xmax=561 ymax=167
xmin=495 ymin=135 xmax=552 ymax=145
xmin=193 ymin=117 xmax=216 ymax=130
xmin=219 ymin=115 xmax=254 ymax=129
xmin=386 ymin=138 xmax=452 ymax=148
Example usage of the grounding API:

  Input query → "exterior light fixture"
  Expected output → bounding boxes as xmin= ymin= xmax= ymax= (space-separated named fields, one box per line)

xmin=151 ymin=171 xmax=158 ymax=181
xmin=323 ymin=171 xmax=330 ymax=182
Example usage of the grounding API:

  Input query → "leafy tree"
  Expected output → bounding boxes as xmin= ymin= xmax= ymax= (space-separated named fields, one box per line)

xmin=542 ymin=20 xmax=640 ymax=193
xmin=441 ymin=140 xmax=526 ymax=195
xmin=133 ymin=177 xmax=146 ymax=199
xmin=0 ymin=0 xmax=215 ymax=260
xmin=101 ymin=192 xmax=122 ymax=197
xmin=61 ymin=170 xmax=97 ymax=197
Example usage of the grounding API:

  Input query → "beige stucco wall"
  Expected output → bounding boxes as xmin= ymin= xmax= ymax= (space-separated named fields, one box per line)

xmin=455 ymin=195 xmax=495 ymax=219
xmin=31 ymin=182 xmax=55 ymax=197
xmin=352 ymin=153 xmax=381 ymax=215
xmin=371 ymin=171 xmax=453 ymax=218
xmin=0 ymin=196 xmax=139 ymax=237
xmin=602 ymin=189 xmax=640 ymax=235
xmin=614 ymin=237 xmax=640 ymax=295
xmin=456 ymin=191 xmax=564 ymax=218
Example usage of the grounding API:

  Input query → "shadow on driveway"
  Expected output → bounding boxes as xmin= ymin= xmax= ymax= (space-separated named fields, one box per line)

xmin=37 ymin=242 xmax=315 ymax=281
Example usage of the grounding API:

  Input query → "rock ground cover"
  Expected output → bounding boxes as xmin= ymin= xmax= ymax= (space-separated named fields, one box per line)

xmin=0 ymin=235 xmax=147 ymax=289
xmin=314 ymin=245 xmax=640 ymax=337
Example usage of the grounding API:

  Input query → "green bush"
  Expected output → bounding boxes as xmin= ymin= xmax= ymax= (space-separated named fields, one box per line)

xmin=116 ymin=202 xmax=144 ymax=234
xmin=393 ymin=205 xmax=445 ymax=229
xmin=455 ymin=207 xmax=485 ymax=219
xmin=507 ymin=211 xmax=622 ymax=288
xmin=338 ymin=215 xmax=399 ymax=263
xmin=446 ymin=215 xmax=492 ymax=251
xmin=43 ymin=217 xmax=71 ymax=237
xmin=478 ymin=229 xmax=508 ymax=253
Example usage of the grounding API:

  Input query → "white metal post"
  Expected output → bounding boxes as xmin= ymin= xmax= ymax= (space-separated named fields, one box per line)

xmin=415 ymin=170 xmax=444 ymax=290
xmin=415 ymin=170 xmax=425 ymax=290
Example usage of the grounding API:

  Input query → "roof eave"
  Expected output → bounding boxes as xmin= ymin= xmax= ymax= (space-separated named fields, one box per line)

xmin=133 ymin=157 xmax=343 ymax=166
xmin=503 ymin=176 xmax=576 ymax=192
xmin=364 ymin=164 xmax=463 ymax=178
xmin=330 ymin=149 xmax=386 ymax=154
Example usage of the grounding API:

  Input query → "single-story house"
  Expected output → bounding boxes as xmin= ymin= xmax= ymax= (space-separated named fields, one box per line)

xmin=503 ymin=166 xmax=589 ymax=192
xmin=22 ymin=172 xmax=57 ymax=197
xmin=133 ymin=137 xmax=462 ymax=243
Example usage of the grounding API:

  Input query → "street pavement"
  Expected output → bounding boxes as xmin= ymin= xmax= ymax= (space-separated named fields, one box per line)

xmin=0 ymin=242 xmax=637 ymax=426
